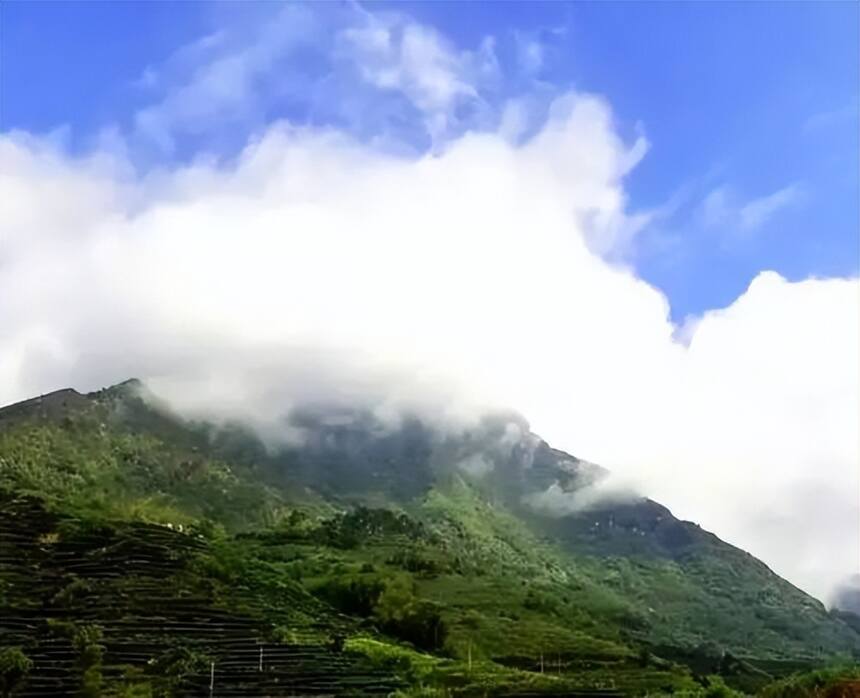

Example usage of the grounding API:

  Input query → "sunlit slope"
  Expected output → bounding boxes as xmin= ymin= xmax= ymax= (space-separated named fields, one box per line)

xmin=0 ymin=380 xmax=857 ymax=696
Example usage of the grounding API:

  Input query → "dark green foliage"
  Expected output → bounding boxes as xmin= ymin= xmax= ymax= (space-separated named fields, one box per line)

xmin=321 ymin=506 xmax=427 ymax=548
xmin=51 ymin=575 xmax=95 ymax=607
xmin=0 ymin=647 xmax=32 ymax=698
xmin=314 ymin=575 xmax=386 ymax=617
xmin=386 ymin=548 xmax=446 ymax=576
xmin=523 ymin=588 xmax=560 ymax=614
xmin=313 ymin=574 xmax=447 ymax=651
xmin=698 ymin=674 xmax=745 ymax=698
xmin=385 ymin=600 xmax=447 ymax=654
xmin=373 ymin=576 xmax=447 ymax=652
xmin=148 ymin=646 xmax=212 ymax=694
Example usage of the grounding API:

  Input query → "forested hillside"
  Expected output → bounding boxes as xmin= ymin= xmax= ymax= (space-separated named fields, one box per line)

xmin=0 ymin=381 xmax=857 ymax=697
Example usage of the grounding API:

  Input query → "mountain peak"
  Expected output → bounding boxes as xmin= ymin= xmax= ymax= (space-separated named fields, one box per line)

xmin=0 ymin=386 xmax=88 ymax=426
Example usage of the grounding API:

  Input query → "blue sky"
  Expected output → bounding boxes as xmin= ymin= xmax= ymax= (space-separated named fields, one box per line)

xmin=1 ymin=1 xmax=857 ymax=319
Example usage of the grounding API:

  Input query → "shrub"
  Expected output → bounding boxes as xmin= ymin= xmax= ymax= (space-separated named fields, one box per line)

xmin=0 ymin=647 xmax=33 ymax=698
xmin=149 ymin=646 xmax=211 ymax=694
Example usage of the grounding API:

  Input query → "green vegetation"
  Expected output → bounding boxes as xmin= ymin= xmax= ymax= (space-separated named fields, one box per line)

xmin=758 ymin=666 xmax=860 ymax=698
xmin=0 ymin=382 xmax=857 ymax=695
xmin=0 ymin=647 xmax=33 ymax=698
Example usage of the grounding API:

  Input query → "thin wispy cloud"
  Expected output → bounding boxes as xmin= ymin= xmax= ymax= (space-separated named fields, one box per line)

xmin=803 ymin=99 xmax=859 ymax=134
xmin=738 ymin=184 xmax=804 ymax=232
xmin=125 ymin=4 xmax=507 ymax=158
xmin=514 ymin=31 xmax=545 ymax=75
xmin=337 ymin=13 xmax=499 ymax=143
xmin=700 ymin=183 xmax=804 ymax=235
xmin=132 ymin=4 xmax=322 ymax=154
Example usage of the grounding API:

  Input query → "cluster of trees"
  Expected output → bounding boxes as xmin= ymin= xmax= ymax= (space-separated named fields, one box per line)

xmin=321 ymin=507 xmax=428 ymax=549
xmin=374 ymin=576 xmax=447 ymax=651
xmin=386 ymin=548 xmax=447 ymax=576
xmin=314 ymin=573 xmax=446 ymax=651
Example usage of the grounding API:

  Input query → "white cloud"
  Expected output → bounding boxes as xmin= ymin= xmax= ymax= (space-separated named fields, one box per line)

xmin=337 ymin=14 xmax=498 ymax=143
xmin=130 ymin=4 xmax=330 ymax=154
xmin=700 ymin=183 xmax=804 ymax=235
xmin=525 ymin=476 xmax=638 ymax=516
xmin=339 ymin=22 xmax=475 ymax=111
xmin=128 ymin=4 xmax=502 ymax=155
xmin=0 ymin=4 xmax=856 ymax=604
xmin=738 ymin=184 xmax=803 ymax=231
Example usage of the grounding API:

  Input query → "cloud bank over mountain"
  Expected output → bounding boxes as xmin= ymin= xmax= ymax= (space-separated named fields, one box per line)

xmin=1 ymin=5 xmax=856 ymax=604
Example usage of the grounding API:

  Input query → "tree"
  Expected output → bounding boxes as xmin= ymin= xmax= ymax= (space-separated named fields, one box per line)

xmin=72 ymin=625 xmax=104 ymax=698
xmin=374 ymin=575 xmax=416 ymax=625
xmin=0 ymin=647 xmax=33 ymax=698
xmin=373 ymin=576 xmax=447 ymax=651
xmin=149 ymin=646 xmax=211 ymax=694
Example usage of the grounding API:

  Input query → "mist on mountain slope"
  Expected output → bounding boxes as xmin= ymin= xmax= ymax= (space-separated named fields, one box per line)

xmin=0 ymin=91 xmax=857 ymax=603
xmin=833 ymin=575 xmax=860 ymax=616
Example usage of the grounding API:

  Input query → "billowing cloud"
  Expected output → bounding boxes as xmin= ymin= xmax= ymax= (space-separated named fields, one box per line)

xmin=0 ymin=9 xmax=856 ymax=605
xmin=525 ymin=476 xmax=638 ymax=516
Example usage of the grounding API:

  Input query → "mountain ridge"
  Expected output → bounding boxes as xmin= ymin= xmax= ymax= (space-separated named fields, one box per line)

xmin=0 ymin=379 xmax=857 ymax=696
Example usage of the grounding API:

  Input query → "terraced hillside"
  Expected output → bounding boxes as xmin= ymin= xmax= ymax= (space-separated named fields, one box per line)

xmin=0 ymin=381 xmax=857 ymax=696
xmin=0 ymin=493 xmax=404 ymax=697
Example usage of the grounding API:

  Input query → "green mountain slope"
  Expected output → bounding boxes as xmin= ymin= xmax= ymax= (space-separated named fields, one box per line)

xmin=0 ymin=381 xmax=857 ymax=697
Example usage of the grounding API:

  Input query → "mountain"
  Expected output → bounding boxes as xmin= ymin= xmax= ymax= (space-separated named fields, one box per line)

xmin=0 ymin=380 xmax=857 ymax=697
